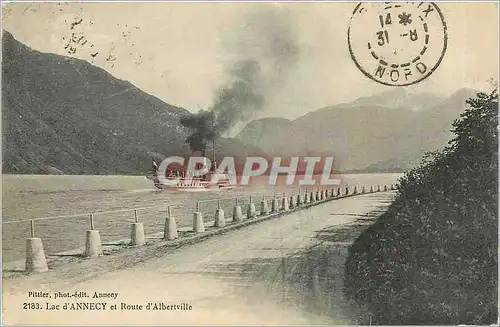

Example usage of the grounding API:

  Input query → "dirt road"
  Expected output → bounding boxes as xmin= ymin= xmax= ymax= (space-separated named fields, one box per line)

xmin=2 ymin=192 xmax=396 ymax=325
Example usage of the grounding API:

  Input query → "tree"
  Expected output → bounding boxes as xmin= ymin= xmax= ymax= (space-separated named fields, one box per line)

xmin=344 ymin=90 xmax=498 ymax=325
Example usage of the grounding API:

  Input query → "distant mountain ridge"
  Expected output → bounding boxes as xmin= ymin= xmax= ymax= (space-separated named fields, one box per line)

xmin=1 ymin=30 xmax=264 ymax=175
xmin=237 ymin=87 xmax=477 ymax=172
xmin=2 ymin=30 xmax=478 ymax=175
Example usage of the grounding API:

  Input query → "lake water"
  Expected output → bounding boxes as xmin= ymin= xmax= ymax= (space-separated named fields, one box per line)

xmin=2 ymin=173 xmax=403 ymax=262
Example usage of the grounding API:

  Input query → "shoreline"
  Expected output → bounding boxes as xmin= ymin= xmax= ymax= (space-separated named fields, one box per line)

xmin=2 ymin=192 xmax=396 ymax=325
xmin=3 ymin=175 xmax=401 ymax=263
xmin=3 ymin=191 xmax=387 ymax=280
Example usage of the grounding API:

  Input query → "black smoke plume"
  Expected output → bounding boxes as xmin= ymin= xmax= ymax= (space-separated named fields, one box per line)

xmin=179 ymin=110 xmax=215 ymax=155
xmin=180 ymin=6 xmax=301 ymax=154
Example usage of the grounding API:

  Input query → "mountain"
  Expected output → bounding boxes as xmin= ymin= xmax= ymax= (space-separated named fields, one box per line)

xmin=349 ymin=87 xmax=444 ymax=111
xmin=237 ymin=88 xmax=477 ymax=172
xmin=2 ymin=31 xmax=263 ymax=175
xmin=2 ymin=30 xmax=479 ymax=175
xmin=236 ymin=117 xmax=291 ymax=154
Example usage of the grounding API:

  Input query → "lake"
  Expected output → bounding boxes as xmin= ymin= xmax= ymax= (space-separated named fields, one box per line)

xmin=2 ymin=173 xmax=403 ymax=262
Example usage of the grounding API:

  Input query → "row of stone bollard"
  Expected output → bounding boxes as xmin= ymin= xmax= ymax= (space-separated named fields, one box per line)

xmin=24 ymin=183 xmax=398 ymax=274
xmin=25 ymin=208 xmax=163 ymax=274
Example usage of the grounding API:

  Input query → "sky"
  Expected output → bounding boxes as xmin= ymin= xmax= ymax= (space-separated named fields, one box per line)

xmin=2 ymin=1 xmax=499 ymax=124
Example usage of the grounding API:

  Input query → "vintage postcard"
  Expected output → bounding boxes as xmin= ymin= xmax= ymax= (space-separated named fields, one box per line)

xmin=1 ymin=1 xmax=498 ymax=325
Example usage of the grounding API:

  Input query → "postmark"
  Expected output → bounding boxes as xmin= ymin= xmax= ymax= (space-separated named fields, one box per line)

xmin=348 ymin=2 xmax=448 ymax=86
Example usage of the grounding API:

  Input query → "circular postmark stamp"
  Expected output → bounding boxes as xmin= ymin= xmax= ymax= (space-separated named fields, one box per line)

xmin=348 ymin=2 xmax=448 ymax=86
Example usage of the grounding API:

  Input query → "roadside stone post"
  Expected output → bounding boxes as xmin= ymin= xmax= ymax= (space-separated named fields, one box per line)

xmin=289 ymin=195 xmax=295 ymax=209
xmin=353 ymin=186 xmax=358 ymax=194
xmin=260 ymin=194 xmax=270 ymax=216
xmin=282 ymin=193 xmax=289 ymax=211
xmin=362 ymin=186 xmax=366 ymax=194
xmin=296 ymin=193 xmax=302 ymax=207
xmin=164 ymin=205 xmax=178 ymax=240
xmin=193 ymin=202 xmax=205 ymax=233
xmin=370 ymin=185 xmax=374 ymax=193
xmin=85 ymin=213 xmax=103 ymax=257
xmin=337 ymin=188 xmax=341 ymax=196
xmin=25 ymin=220 xmax=49 ymax=273
xmin=272 ymin=193 xmax=280 ymax=213
xmin=130 ymin=209 xmax=146 ymax=247
xmin=214 ymin=199 xmax=226 ymax=228
xmin=247 ymin=196 xmax=256 ymax=218
xmin=233 ymin=198 xmax=243 ymax=222
xmin=377 ymin=185 xmax=381 ymax=192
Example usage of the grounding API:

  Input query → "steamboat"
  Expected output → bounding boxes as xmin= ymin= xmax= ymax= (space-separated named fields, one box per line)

xmin=147 ymin=141 xmax=233 ymax=191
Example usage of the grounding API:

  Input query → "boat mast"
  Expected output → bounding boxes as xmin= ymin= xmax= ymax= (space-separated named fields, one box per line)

xmin=212 ymin=111 xmax=216 ymax=173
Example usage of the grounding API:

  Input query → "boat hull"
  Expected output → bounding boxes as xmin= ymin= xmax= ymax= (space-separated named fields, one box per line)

xmin=152 ymin=177 xmax=233 ymax=192
xmin=153 ymin=182 xmax=233 ymax=192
